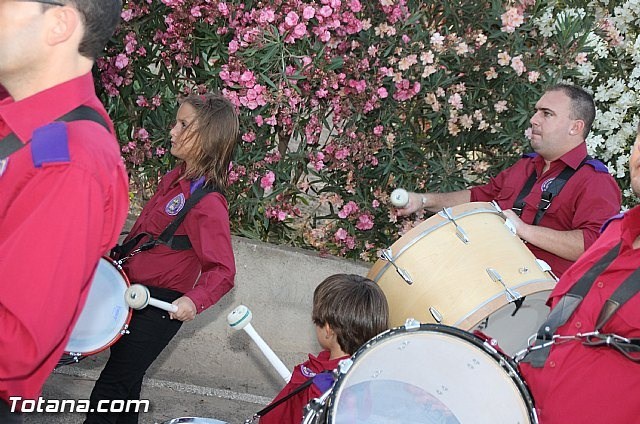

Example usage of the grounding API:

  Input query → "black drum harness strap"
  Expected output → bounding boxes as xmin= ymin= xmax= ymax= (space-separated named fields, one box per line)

xmin=0 ymin=105 xmax=110 ymax=160
xmin=111 ymin=183 xmax=219 ymax=264
xmin=245 ymin=371 xmax=333 ymax=423
xmin=512 ymin=156 xmax=591 ymax=226
xmin=516 ymin=241 xmax=640 ymax=366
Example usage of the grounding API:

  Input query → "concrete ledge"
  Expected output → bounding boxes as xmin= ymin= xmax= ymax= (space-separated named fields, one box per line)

xmin=70 ymin=236 xmax=371 ymax=399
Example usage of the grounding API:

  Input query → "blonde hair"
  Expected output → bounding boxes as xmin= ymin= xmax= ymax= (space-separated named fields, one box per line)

xmin=178 ymin=92 xmax=239 ymax=190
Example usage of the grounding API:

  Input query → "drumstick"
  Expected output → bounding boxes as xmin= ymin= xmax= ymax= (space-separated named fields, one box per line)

xmin=390 ymin=188 xmax=409 ymax=208
xmin=227 ymin=305 xmax=292 ymax=383
xmin=124 ymin=284 xmax=179 ymax=313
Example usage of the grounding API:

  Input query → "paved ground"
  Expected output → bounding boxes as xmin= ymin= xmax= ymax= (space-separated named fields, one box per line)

xmin=22 ymin=367 xmax=268 ymax=424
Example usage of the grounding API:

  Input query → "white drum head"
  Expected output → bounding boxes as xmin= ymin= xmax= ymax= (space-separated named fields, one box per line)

xmin=325 ymin=324 xmax=536 ymax=424
xmin=65 ymin=257 xmax=130 ymax=355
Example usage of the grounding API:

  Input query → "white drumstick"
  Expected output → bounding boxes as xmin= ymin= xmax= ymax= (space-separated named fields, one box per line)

xmin=227 ymin=305 xmax=292 ymax=383
xmin=390 ymin=188 xmax=409 ymax=208
xmin=124 ymin=284 xmax=179 ymax=313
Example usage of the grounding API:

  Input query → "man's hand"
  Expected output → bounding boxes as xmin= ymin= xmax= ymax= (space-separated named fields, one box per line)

xmin=395 ymin=192 xmax=425 ymax=217
xmin=502 ymin=209 xmax=527 ymax=238
xmin=169 ymin=296 xmax=197 ymax=322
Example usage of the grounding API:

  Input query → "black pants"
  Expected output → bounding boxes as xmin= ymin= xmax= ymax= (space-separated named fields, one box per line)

xmin=84 ymin=286 xmax=183 ymax=424
xmin=0 ymin=399 xmax=23 ymax=424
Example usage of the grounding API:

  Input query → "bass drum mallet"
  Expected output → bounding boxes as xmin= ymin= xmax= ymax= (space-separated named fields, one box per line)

xmin=227 ymin=305 xmax=292 ymax=383
xmin=124 ymin=283 xmax=179 ymax=313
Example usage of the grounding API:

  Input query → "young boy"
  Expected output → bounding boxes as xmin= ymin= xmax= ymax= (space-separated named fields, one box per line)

xmin=259 ymin=274 xmax=389 ymax=424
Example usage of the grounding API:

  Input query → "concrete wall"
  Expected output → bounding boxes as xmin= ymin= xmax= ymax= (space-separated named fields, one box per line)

xmin=74 ymin=236 xmax=370 ymax=399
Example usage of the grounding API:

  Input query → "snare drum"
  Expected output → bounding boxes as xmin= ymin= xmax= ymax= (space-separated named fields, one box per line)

xmin=368 ymin=202 xmax=557 ymax=354
xmin=304 ymin=322 xmax=538 ymax=424
xmin=61 ymin=257 xmax=132 ymax=363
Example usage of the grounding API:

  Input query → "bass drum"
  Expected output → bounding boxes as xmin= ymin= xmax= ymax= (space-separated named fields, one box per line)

xmin=304 ymin=322 xmax=538 ymax=424
xmin=367 ymin=202 xmax=557 ymax=355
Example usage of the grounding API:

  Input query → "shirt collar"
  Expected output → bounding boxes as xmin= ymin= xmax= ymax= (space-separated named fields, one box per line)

xmin=621 ymin=206 xmax=640 ymax=248
xmin=0 ymin=73 xmax=96 ymax=142
xmin=557 ymin=143 xmax=589 ymax=169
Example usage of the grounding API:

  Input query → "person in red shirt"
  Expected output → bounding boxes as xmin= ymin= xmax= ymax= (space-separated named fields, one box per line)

xmin=258 ymin=274 xmax=389 ymax=424
xmin=396 ymin=84 xmax=621 ymax=276
xmin=0 ymin=2 xmax=128 ymax=423
xmin=84 ymin=92 xmax=238 ymax=424
xmin=516 ymin=121 xmax=640 ymax=423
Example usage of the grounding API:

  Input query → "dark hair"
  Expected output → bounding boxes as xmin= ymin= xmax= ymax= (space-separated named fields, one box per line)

xmin=312 ymin=274 xmax=389 ymax=355
xmin=179 ymin=92 xmax=239 ymax=189
xmin=546 ymin=84 xmax=596 ymax=138
xmin=45 ymin=1 xmax=122 ymax=60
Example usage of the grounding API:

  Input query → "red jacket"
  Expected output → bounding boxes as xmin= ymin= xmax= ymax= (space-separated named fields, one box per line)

xmin=260 ymin=350 xmax=348 ymax=424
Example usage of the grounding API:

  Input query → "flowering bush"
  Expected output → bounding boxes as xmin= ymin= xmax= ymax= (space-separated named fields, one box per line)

xmin=98 ymin=0 xmax=639 ymax=260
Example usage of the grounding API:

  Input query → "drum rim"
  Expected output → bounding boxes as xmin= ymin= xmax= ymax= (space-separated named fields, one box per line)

xmin=324 ymin=323 xmax=538 ymax=424
xmin=64 ymin=256 xmax=133 ymax=356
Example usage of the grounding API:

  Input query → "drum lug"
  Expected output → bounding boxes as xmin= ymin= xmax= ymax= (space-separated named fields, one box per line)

xmin=67 ymin=353 xmax=82 ymax=362
xmin=338 ymin=358 xmax=353 ymax=375
xmin=536 ymin=259 xmax=559 ymax=281
xmin=486 ymin=268 xmax=521 ymax=302
xmin=440 ymin=207 xmax=469 ymax=244
xmin=380 ymin=248 xmax=413 ymax=285
xmin=404 ymin=318 xmax=422 ymax=329
xmin=428 ymin=307 xmax=443 ymax=324
xmin=120 ymin=324 xmax=130 ymax=336
xmin=504 ymin=218 xmax=517 ymax=236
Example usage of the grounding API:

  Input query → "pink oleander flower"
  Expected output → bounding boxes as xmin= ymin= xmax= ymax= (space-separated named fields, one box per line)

xmin=448 ymin=93 xmax=463 ymax=110
xmin=356 ymin=214 xmax=374 ymax=230
xmin=501 ymin=8 xmax=524 ymax=33
xmin=334 ymin=227 xmax=348 ymax=241
xmin=495 ymin=100 xmax=509 ymax=113
xmin=497 ymin=51 xmax=511 ymax=66
xmin=260 ymin=171 xmax=275 ymax=190
xmin=114 ymin=53 xmax=129 ymax=69
xmin=338 ymin=201 xmax=359 ymax=218
xmin=576 ymin=52 xmax=588 ymax=64
xmin=303 ymin=6 xmax=315 ymax=20
xmin=510 ymin=55 xmax=526 ymax=75
xmin=485 ymin=67 xmax=498 ymax=80
xmin=528 ymin=71 xmax=540 ymax=83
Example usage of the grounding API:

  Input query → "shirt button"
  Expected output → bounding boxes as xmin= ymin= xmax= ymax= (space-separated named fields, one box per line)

xmin=575 ymin=321 xmax=582 ymax=329
xmin=597 ymin=281 xmax=604 ymax=288
xmin=549 ymin=361 xmax=556 ymax=368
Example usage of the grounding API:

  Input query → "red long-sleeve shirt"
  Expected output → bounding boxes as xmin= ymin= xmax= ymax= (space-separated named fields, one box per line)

xmin=121 ymin=166 xmax=235 ymax=312
xmin=471 ymin=143 xmax=621 ymax=276
xmin=0 ymin=73 xmax=129 ymax=402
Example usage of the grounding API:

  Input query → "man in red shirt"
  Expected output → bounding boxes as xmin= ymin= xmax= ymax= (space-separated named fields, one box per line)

xmin=516 ymin=121 xmax=640 ymax=423
xmin=0 ymin=1 xmax=128 ymax=422
xmin=397 ymin=84 xmax=621 ymax=276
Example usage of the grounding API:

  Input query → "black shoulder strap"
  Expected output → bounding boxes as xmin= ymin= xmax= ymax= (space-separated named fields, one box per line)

xmin=112 ymin=184 xmax=220 ymax=259
xmin=157 ymin=184 xmax=219 ymax=250
xmin=0 ymin=105 xmax=110 ymax=161
xmin=512 ymin=171 xmax=537 ymax=217
xmin=253 ymin=371 xmax=333 ymax=419
xmin=513 ymin=155 xmax=591 ymax=225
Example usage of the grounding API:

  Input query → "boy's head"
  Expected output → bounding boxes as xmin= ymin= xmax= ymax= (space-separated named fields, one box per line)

xmin=312 ymin=274 xmax=389 ymax=355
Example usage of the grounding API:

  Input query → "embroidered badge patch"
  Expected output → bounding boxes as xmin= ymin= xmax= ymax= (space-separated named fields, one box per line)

xmin=0 ymin=158 xmax=8 ymax=177
xmin=541 ymin=177 xmax=555 ymax=192
xmin=300 ymin=364 xmax=317 ymax=378
xmin=165 ymin=193 xmax=185 ymax=216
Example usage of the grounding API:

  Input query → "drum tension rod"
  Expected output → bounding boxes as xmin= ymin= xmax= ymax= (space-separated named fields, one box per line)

xmin=486 ymin=268 xmax=522 ymax=304
xmin=380 ymin=248 xmax=413 ymax=285
xmin=440 ymin=207 xmax=469 ymax=244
